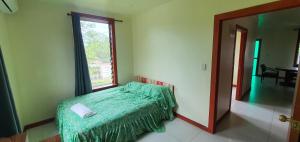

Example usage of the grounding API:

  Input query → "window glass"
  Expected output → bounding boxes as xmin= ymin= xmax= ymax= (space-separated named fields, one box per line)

xmin=80 ymin=20 xmax=114 ymax=89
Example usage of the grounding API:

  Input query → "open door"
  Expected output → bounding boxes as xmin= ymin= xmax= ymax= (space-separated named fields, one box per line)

xmin=235 ymin=25 xmax=248 ymax=100
xmin=280 ymin=71 xmax=300 ymax=142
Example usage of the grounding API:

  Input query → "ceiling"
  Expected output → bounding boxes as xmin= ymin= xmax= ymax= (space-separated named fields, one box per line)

xmin=33 ymin=0 xmax=173 ymax=15
xmin=258 ymin=7 xmax=300 ymax=30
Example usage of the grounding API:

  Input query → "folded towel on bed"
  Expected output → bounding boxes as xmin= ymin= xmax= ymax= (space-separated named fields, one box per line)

xmin=70 ymin=103 xmax=96 ymax=118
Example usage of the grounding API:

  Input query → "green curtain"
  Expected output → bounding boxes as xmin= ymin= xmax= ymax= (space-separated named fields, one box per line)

xmin=0 ymin=48 xmax=21 ymax=137
xmin=71 ymin=12 xmax=93 ymax=96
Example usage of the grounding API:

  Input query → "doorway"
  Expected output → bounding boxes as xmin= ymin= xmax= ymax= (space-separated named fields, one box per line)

xmin=232 ymin=25 xmax=248 ymax=101
xmin=209 ymin=1 xmax=300 ymax=142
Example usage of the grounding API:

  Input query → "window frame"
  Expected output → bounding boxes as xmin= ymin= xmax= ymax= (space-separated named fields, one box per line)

xmin=293 ymin=30 xmax=300 ymax=67
xmin=77 ymin=12 xmax=118 ymax=92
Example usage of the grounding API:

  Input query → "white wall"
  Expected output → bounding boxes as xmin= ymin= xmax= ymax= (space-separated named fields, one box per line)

xmin=258 ymin=28 xmax=298 ymax=76
xmin=132 ymin=0 xmax=275 ymax=126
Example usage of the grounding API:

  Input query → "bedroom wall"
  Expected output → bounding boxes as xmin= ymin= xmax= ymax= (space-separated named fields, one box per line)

xmin=0 ymin=13 xmax=23 ymax=126
xmin=258 ymin=28 xmax=298 ymax=76
xmin=132 ymin=0 xmax=275 ymax=126
xmin=5 ymin=0 xmax=133 ymax=127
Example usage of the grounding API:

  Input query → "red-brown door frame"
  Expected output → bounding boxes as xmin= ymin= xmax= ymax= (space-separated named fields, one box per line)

xmin=208 ymin=0 xmax=300 ymax=135
xmin=235 ymin=25 xmax=248 ymax=101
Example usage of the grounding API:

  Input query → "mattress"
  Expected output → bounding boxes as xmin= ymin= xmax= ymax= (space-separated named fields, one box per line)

xmin=57 ymin=82 xmax=176 ymax=142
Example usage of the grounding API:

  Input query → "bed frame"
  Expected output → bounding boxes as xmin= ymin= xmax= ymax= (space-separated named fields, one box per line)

xmin=136 ymin=76 xmax=175 ymax=94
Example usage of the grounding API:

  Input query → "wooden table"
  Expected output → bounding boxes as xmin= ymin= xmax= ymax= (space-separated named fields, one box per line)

xmin=276 ymin=67 xmax=298 ymax=87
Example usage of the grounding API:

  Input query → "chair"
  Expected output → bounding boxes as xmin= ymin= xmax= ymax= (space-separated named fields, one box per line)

xmin=286 ymin=71 xmax=298 ymax=81
xmin=284 ymin=71 xmax=298 ymax=87
xmin=260 ymin=64 xmax=279 ymax=84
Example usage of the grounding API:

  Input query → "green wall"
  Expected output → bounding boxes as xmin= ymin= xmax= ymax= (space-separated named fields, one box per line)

xmin=132 ymin=0 xmax=277 ymax=126
xmin=3 ymin=0 xmax=133 ymax=127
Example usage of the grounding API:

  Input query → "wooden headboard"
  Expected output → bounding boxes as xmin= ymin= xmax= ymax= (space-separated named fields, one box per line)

xmin=136 ymin=76 xmax=175 ymax=94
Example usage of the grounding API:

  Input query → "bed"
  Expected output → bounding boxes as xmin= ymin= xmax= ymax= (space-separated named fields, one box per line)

xmin=57 ymin=76 xmax=176 ymax=142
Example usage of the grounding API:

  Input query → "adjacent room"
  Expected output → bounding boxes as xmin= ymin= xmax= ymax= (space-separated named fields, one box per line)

xmin=214 ymin=7 xmax=300 ymax=142
xmin=1 ymin=0 xmax=300 ymax=142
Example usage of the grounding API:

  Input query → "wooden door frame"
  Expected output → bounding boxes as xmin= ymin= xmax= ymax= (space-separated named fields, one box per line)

xmin=235 ymin=25 xmax=248 ymax=101
xmin=290 ymin=71 xmax=300 ymax=142
xmin=208 ymin=0 xmax=300 ymax=135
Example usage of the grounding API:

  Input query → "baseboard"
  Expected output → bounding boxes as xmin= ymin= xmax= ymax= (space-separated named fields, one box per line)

xmin=23 ymin=117 xmax=55 ymax=131
xmin=175 ymin=113 xmax=210 ymax=133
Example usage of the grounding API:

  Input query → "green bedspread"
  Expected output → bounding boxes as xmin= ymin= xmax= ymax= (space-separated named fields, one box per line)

xmin=57 ymin=82 xmax=177 ymax=142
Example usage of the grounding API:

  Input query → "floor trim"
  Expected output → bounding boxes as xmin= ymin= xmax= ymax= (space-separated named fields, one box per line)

xmin=23 ymin=117 xmax=55 ymax=132
xmin=175 ymin=113 xmax=209 ymax=132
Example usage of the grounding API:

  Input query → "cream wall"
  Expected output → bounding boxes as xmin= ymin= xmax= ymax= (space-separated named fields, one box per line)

xmin=1 ymin=0 xmax=278 ymax=128
xmin=4 ymin=0 xmax=133 ymax=127
xmin=132 ymin=0 xmax=276 ymax=126
xmin=258 ymin=28 xmax=298 ymax=76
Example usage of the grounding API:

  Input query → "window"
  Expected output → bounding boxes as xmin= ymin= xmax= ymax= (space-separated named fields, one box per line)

xmin=252 ymin=39 xmax=262 ymax=76
xmin=79 ymin=14 xmax=118 ymax=91
xmin=294 ymin=30 xmax=300 ymax=67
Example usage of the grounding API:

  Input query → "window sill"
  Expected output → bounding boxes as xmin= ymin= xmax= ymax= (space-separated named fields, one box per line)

xmin=92 ymin=84 xmax=118 ymax=92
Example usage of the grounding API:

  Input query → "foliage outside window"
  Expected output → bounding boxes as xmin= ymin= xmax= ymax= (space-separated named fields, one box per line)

xmin=80 ymin=16 xmax=117 ymax=91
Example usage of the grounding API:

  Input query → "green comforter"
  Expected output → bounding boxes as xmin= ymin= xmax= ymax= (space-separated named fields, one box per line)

xmin=57 ymin=82 xmax=177 ymax=142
